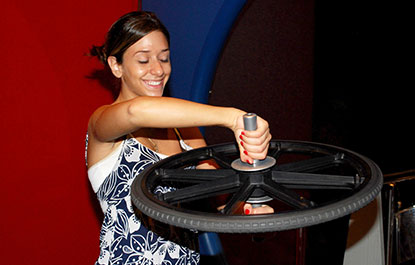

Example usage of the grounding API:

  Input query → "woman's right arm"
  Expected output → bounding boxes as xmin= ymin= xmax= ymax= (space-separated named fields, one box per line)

xmin=90 ymin=96 xmax=240 ymax=141
xmin=89 ymin=96 xmax=271 ymax=162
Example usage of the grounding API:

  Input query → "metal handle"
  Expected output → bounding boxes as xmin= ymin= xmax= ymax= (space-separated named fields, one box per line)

xmin=243 ymin=113 xmax=258 ymax=166
xmin=243 ymin=113 xmax=257 ymax=131
xmin=231 ymin=113 xmax=276 ymax=172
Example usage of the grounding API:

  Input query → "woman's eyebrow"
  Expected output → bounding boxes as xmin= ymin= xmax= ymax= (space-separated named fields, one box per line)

xmin=134 ymin=50 xmax=150 ymax=55
xmin=160 ymin=48 xmax=170 ymax=53
xmin=134 ymin=48 xmax=169 ymax=55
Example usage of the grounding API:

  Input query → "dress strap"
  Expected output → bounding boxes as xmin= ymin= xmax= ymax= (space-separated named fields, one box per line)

xmin=173 ymin=128 xmax=183 ymax=141
xmin=173 ymin=128 xmax=193 ymax=151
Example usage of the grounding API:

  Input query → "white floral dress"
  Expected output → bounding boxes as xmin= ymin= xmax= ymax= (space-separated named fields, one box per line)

xmin=87 ymin=137 xmax=200 ymax=265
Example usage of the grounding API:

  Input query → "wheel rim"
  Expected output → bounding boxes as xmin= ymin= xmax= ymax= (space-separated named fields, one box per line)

xmin=131 ymin=140 xmax=383 ymax=233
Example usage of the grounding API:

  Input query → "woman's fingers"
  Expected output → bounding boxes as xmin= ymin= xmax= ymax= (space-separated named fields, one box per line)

xmin=243 ymin=203 xmax=274 ymax=215
xmin=239 ymin=122 xmax=271 ymax=160
xmin=217 ymin=203 xmax=274 ymax=215
xmin=240 ymin=134 xmax=271 ymax=159
xmin=234 ymin=114 xmax=271 ymax=163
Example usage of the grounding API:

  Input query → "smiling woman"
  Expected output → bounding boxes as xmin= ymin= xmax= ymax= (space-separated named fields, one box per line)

xmin=107 ymin=31 xmax=171 ymax=98
xmin=86 ymin=11 xmax=272 ymax=265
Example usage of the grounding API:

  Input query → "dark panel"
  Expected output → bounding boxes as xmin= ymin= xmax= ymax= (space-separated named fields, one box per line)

xmin=206 ymin=0 xmax=315 ymax=145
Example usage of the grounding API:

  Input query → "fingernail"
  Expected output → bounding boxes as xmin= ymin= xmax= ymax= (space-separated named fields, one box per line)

xmin=239 ymin=135 xmax=243 ymax=140
xmin=241 ymin=131 xmax=246 ymax=136
xmin=240 ymin=141 xmax=244 ymax=147
xmin=245 ymin=208 xmax=250 ymax=215
xmin=244 ymin=150 xmax=248 ymax=155
xmin=247 ymin=160 xmax=253 ymax=165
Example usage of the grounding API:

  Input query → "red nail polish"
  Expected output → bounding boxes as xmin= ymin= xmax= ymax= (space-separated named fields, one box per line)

xmin=245 ymin=209 xmax=250 ymax=215
xmin=247 ymin=160 xmax=253 ymax=165
xmin=244 ymin=150 xmax=248 ymax=155
xmin=241 ymin=131 xmax=246 ymax=136
xmin=239 ymin=135 xmax=243 ymax=140
xmin=240 ymin=141 xmax=244 ymax=147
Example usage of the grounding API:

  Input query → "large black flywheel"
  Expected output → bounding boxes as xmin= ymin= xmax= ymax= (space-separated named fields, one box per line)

xmin=131 ymin=140 xmax=382 ymax=233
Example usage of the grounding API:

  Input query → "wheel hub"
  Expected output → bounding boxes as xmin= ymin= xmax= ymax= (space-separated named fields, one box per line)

xmin=231 ymin=156 xmax=277 ymax=171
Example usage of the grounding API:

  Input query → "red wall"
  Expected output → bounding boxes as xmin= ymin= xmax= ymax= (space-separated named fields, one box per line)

xmin=0 ymin=1 xmax=138 ymax=264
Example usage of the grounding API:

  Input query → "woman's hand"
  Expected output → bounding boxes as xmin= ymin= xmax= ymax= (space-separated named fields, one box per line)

xmin=243 ymin=203 xmax=274 ymax=215
xmin=233 ymin=114 xmax=272 ymax=164
xmin=217 ymin=203 xmax=274 ymax=215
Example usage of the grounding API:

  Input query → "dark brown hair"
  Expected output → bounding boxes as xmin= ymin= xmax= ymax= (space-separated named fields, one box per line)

xmin=90 ymin=11 xmax=170 ymax=65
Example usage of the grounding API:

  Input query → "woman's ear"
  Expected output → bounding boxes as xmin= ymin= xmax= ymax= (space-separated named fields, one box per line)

xmin=107 ymin=56 xmax=123 ymax=78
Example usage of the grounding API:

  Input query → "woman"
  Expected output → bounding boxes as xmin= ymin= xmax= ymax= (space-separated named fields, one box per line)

xmin=86 ymin=11 xmax=272 ymax=265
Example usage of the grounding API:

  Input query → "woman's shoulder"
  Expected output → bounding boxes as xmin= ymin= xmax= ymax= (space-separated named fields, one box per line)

xmin=89 ymin=104 xmax=112 ymax=122
xmin=87 ymin=104 xmax=115 ymax=135
xmin=86 ymin=104 xmax=122 ymax=167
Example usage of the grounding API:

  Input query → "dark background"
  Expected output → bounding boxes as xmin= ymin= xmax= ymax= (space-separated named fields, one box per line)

xmin=204 ymin=2 xmax=413 ymax=264
xmin=312 ymin=1 xmax=413 ymax=175
xmin=206 ymin=1 xmax=413 ymax=175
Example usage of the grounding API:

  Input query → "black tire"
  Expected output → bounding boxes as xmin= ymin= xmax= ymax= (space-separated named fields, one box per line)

xmin=131 ymin=140 xmax=383 ymax=233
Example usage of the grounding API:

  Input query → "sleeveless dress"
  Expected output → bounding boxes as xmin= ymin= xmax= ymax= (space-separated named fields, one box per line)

xmin=86 ymin=134 xmax=200 ymax=265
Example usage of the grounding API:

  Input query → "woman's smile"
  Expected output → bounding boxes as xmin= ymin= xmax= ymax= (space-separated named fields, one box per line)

xmin=143 ymin=79 xmax=164 ymax=91
xmin=113 ymin=30 xmax=171 ymax=99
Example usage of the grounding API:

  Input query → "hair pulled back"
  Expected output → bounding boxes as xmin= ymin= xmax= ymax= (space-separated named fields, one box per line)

xmin=90 ymin=11 xmax=170 ymax=65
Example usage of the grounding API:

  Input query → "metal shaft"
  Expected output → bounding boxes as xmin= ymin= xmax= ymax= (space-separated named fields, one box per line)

xmin=243 ymin=113 xmax=257 ymax=131
xmin=243 ymin=113 xmax=258 ymax=166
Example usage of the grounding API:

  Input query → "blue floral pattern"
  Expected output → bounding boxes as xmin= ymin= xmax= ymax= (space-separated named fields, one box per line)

xmin=91 ymin=138 xmax=200 ymax=265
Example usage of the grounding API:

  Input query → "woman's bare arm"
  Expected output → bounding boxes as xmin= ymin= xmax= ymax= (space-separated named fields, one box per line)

xmin=90 ymin=97 xmax=239 ymax=140
xmin=89 ymin=96 xmax=271 ymax=163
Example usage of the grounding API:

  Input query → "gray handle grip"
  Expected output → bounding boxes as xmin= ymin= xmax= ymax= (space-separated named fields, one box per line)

xmin=231 ymin=112 xmax=275 ymax=172
xmin=243 ymin=113 xmax=257 ymax=131
xmin=243 ymin=113 xmax=258 ymax=166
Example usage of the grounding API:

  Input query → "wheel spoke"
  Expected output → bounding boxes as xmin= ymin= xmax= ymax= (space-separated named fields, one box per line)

xmin=157 ymin=169 xmax=235 ymax=184
xmin=209 ymin=150 xmax=234 ymax=168
xmin=276 ymin=154 xmax=343 ymax=172
xmin=160 ymin=174 xmax=240 ymax=204
xmin=269 ymin=142 xmax=283 ymax=160
xmin=272 ymin=171 xmax=359 ymax=190
xmin=222 ymin=180 xmax=256 ymax=215
xmin=262 ymin=177 xmax=314 ymax=209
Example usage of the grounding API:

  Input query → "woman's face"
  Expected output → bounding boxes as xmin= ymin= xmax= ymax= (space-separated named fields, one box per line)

xmin=115 ymin=30 xmax=171 ymax=98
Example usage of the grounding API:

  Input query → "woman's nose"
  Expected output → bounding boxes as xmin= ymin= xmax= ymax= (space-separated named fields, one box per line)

xmin=150 ymin=60 xmax=164 ymax=76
